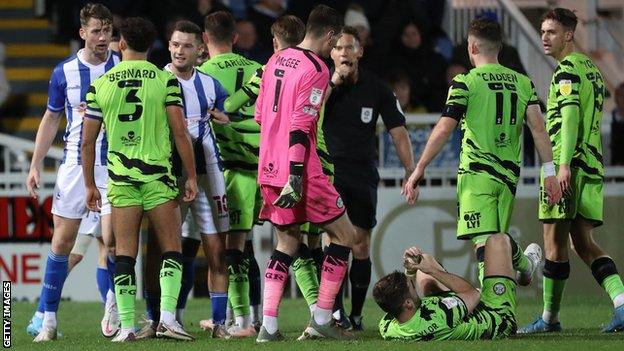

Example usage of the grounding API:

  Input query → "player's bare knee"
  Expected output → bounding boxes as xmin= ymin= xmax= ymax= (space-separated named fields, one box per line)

xmin=485 ymin=233 xmax=510 ymax=250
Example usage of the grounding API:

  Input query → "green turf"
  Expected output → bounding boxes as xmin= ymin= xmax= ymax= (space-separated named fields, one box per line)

xmin=9 ymin=295 xmax=624 ymax=350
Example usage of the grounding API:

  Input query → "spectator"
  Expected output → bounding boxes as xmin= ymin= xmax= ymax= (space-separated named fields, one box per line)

xmin=447 ymin=11 xmax=526 ymax=81
xmin=385 ymin=69 xmax=425 ymax=113
xmin=233 ymin=20 xmax=272 ymax=63
xmin=248 ymin=0 xmax=286 ymax=49
xmin=612 ymin=82 xmax=624 ymax=165
xmin=345 ymin=4 xmax=370 ymax=47
xmin=387 ymin=20 xmax=448 ymax=112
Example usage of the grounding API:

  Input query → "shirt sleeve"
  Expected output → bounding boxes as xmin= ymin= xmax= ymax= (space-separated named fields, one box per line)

xmin=213 ymin=78 xmax=229 ymax=111
xmin=84 ymin=85 xmax=102 ymax=121
xmin=528 ymin=80 xmax=540 ymax=106
xmin=254 ymin=68 xmax=266 ymax=125
xmin=224 ymin=67 xmax=263 ymax=113
xmin=442 ymin=74 xmax=469 ymax=121
xmin=379 ymin=80 xmax=406 ymax=130
xmin=554 ymin=63 xmax=581 ymax=165
xmin=47 ymin=67 xmax=65 ymax=112
xmin=165 ymin=72 xmax=184 ymax=108
xmin=290 ymin=69 xmax=328 ymax=134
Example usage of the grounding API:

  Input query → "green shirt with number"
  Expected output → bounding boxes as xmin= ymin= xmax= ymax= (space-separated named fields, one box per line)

xmin=197 ymin=52 xmax=262 ymax=172
xmin=444 ymin=63 xmax=540 ymax=194
xmin=546 ymin=52 xmax=605 ymax=179
xmin=85 ymin=60 xmax=183 ymax=190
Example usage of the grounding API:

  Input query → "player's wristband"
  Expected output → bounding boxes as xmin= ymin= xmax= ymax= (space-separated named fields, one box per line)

xmin=404 ymin=269 xmax=416 ymax=277
xmin=542 ymin=161 xmax=556 ymax=177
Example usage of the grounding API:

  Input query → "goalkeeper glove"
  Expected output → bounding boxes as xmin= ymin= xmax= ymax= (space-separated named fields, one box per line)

xmin=273 ymin=174 xmax=303 ymax=208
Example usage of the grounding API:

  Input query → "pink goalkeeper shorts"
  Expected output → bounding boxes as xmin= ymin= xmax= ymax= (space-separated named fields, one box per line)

xmin=259 ymin=174 xmax=346 ymax=226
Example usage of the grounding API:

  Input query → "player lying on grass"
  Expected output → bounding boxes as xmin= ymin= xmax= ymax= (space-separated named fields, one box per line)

xmin=374 ymin=234 xmax=536 ymax=340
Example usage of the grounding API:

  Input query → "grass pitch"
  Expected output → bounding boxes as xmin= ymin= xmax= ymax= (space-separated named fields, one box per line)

xmin=9 ymin=295 xmax=624 ymax=350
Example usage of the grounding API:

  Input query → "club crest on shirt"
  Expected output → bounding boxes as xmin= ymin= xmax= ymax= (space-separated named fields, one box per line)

xmin=559 ymin=79 xmax=572 ymax=96
xmin=310 ymin=87 xmax=323 ymax=105
xmin=336 ymin=196 xmax=344 ymax=209
xmin=360 ymin=107 xmax=373 ymax=123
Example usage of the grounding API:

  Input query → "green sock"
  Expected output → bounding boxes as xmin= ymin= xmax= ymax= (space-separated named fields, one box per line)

xmin=293 ymin=257 xmax=319 ymax=307
xmin=159 ymin=256 xmax=182 ymax=313
xmin=477 ymin=261 xmax=485 ymax=287
xmin=115 ymin=273 xmax=137 ymax=329
xmin=511 ymin=240 xmax=531 ymax=273
xmin=228 ymin=257 xmax=250 ymax=317
xmin=543 ymin=276 xmax=567 ymax=314
xmin=602 ymin=274 xmax=624 ymax=302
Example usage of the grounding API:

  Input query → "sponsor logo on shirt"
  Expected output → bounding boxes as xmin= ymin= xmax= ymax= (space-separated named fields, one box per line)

xmin=310 ymin=87 xmax=323 ymax=105
xmin=463 ymin=211 xmax=481 ymax=229
xmin=495 ymin=132 xmax=511 ymax=148
xmin=120 ymin=131 xmax=142 ymax=147
xmin=558 ymin=79 xmax=572 ymax=96
xmin=262 ymin=162 xmax=278 ymax=179
xmin=441 ymin=297 xmax=460 ymax=309
xmin=302 ymin=106 xmax=318 ymax=116
xmin=361 ymin=107 xmax=373 ymax=123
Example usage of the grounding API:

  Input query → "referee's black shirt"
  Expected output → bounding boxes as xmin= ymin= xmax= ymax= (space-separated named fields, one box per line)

xmin=323 ymin=68 xmax=406 ymax=169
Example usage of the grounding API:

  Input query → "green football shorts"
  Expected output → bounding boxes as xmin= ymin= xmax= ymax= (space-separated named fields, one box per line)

xmin=457 ymin=174 xmax=515 ymax=239
xmin=225 ymin=169 xmax=263 ymax=232
xmin=539 ymin=168 xmax=603 ymax=226
xmin=108 ymin=181 xmax=178 ymax=211
xmin=477 ymin=276 xmax=517 ymax=339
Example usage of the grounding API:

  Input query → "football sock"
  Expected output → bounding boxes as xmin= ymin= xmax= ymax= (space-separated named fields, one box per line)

xmin=107 ymin=254 xmax=116 ymax=291
xmin=350 ymin=257 xmax=371 ymax=317
xmin=590 ymin=257 xmax=624 ymax=308
xmin=210 ymin=291 xmax=228 ymax=325
xmin=509 ymin=235 xmax=531 ymax=273
xmin=114 ymin=255 xmax=137 ymax=330
xmin=96 ymin=266 xmax=109 ymax=304
xmin=262 ymin=250 xmax=293 ymax=333
xmin=226 ymin=249 xmax=251 ymax=321
xmin=475 ymin=245 xmax=485 ymax=286
xmin=245 ymin=240 xmax=262 ymax=319
xmin=542 ymin=259 xmax=570 ymax=323
xmin=311 ymin=246 xmax=324 ymax=274
xmin=42 ymin=312 xmax=56 ymax=329
xmin=176 ymin=238 xmax=199 ymax=311
xmin=472 ymin=235 xmax=489 ymax=285
xmin=315 ymin=243 xmax=350 ymax=325
xmin=43 ymin=251 xmax=69 ymax=316
xmin=144 ymin=288 xmax=160 ymax=321
xmin=293 ymin=243 xmax=319 ymax=308
xmin=159 ymin=251 xmax=183 ymax=314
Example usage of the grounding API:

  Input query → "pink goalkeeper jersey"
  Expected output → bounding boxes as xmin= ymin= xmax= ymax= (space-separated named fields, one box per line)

xmin=256 ymin=47 xmax=329 ymax=186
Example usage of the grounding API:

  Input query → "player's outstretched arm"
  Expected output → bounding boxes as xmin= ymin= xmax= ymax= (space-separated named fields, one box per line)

xmin=403 ymin=117 xmax=457 ymax=205
xmin=224 ymin=67 xmax=262 ymax=113
xmin=526 ymin=104 xmax=562 ymax=204
xmin=27 ymin=109 xmax=62 ymax=199
xmin=167 ymin=105 xmax=197 ymax=202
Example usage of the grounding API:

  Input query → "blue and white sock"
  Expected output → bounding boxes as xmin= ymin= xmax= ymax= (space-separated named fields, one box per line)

xmin=210 ymin=292 xmax=228 ymax=325
xmin=96 ymin=267 xmax=109 ymax=304
xmin=42 ymin=251 xmax=69 ymax=328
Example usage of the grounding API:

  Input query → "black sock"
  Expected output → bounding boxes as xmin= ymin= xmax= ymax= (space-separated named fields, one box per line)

xmin=245 ymin=240 xmax=262 ymax=306
xmin=349 ymin=257 xmax=371 ymax=317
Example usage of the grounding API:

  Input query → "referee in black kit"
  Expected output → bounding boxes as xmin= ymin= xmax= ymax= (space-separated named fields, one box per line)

xmin=324 ymin=26 xmax=415 ymax=330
